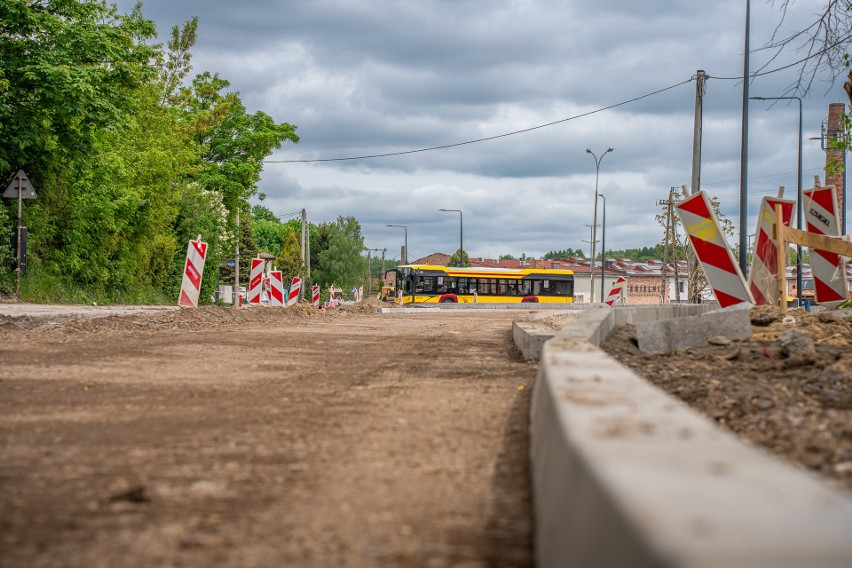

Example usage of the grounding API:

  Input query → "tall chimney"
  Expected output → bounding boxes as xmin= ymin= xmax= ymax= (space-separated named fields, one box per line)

xmin=826 ymin=103 xmax=846 ymax=231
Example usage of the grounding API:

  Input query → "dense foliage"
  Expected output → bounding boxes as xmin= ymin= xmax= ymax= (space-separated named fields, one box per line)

xmin=0 ymin=1 xmax=312 ymax=302
xmin=544 ymin=248 xmax=587 ymax=260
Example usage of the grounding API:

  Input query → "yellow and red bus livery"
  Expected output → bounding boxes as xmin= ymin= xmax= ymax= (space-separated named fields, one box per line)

xmin=392 ymin=265 xmax=574 ymax=304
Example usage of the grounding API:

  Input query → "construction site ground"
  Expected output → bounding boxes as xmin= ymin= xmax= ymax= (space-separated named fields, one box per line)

xmin=601 ymin=306 xmax=852 ymax=492
xmin=0 ymin=303 xmax=536 ymax=568
xmin=3 ymin=301 xmax=852 ymax=568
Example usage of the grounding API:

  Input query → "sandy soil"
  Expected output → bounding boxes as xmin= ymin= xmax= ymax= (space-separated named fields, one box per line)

xmin=601 ymin=306 xmax=852 ymax=492
xmin=0 ymin=302 xmax=537 ymax=568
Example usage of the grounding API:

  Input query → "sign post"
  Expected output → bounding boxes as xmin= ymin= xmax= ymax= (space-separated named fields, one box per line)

xmin=3 ymin=170 xmax=37 ymax=295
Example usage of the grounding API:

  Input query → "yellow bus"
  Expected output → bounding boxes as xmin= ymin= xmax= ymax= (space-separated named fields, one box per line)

xmin=392 ymin=265 xmax=574 ymax=304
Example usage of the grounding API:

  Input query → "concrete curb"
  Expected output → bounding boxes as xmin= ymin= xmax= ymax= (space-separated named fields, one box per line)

xmin=521 ymin=305 xmax=852 ymax=568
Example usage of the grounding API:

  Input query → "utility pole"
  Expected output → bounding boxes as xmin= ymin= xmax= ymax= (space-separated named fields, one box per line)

xmin=234 ymin=207 xmax=240 ymax=307
xmin=364 ymin=247 xmax=385 ymax=294
xmin=581 ymin=223 xmax=598 ymax=303
xmin=300 ymin=208 xmax=310 ymax=279
xmin=366 ymin=249 xmax=372 ymax=294
xmin=691 ymin=70 xmax=706 ymax=195
xmin=739 ymin=0 xmax=752 ymax=274
xmin=686 ymin=72 xmax=706 ymax=306
xmin=672 ymin=198 xmax=681 ymax=303
xmin=657 ymin=188 xmax=680 ymax=304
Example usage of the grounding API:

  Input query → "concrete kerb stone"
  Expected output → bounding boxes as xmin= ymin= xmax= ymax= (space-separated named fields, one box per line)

xmin=512 ymin=309 xmax=579 ymax=360
xmin=636 ymin=305 xmax=752 ymax=355
xmin=525 ymin=304 xmax=852 ymax=568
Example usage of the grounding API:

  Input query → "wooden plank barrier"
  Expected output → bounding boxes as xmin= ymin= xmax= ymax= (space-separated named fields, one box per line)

xmin=774 ymin=203 xmax=852 ymax=313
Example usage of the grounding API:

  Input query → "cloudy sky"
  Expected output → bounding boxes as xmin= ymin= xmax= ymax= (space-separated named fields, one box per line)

xmin=114 ymin=0 xmax=848 ymax=261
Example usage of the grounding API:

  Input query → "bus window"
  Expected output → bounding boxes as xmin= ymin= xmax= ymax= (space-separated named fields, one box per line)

xmin=498 ymin=279 xmax=510 ymax=295
xmin=532 ymin=280 xmax=542 ymax=295
xmin=480 ymin=278 xmax=497 ymax=295
xmin=551 ymin=280 xmax=573 ymax=296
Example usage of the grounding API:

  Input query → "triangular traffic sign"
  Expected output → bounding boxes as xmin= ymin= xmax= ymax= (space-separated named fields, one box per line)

xmin=3 ymin=170 xmax=37 ymax=199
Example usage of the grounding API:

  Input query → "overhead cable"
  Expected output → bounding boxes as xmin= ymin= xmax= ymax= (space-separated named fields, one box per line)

xmin=265 ymin=78 xmax=694 ymax=164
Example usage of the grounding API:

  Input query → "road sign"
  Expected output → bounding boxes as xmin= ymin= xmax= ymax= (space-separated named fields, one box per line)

xmin=747 ymin=196 xmax=794 ymax=306
xmin=269 ymin=271 xmax=285 ymax=306
xmin=178 ymin=237 xmax=208 ymax=308
xmin=3 ymin=170 xmax=37 ymax=199
xmin=677 ymin=191 xmax=754 ymax=308
xmin=802 ymin=184 xmax=847 ymax=306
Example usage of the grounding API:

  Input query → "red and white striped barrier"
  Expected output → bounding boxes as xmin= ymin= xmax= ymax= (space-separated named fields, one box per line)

xmin=359 ymin=286 xmax=364 ymax=303
xmin=747 ymin=197 xmax=795 ymax=306
xmin=248 ymin=258 xmax=264 ymax=304
xmin=178 ymin=236 xmax=208 ymax=308
xmin=287 ymin=276 xmax=302 ymax=306
xmin=269 ymin=270 xmax=285 ymax=306
xmin=312 ymin=284 xmax=320 ymax=307
xmin=804 ymin=184 xmax=848 ymax=306
xmin=605 ymin=277 xmax=626 ymax=306
xmin=677 ymin=191 xmax=753 ymax=308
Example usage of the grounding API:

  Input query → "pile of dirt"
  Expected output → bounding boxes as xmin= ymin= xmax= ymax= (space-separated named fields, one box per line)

xmin=0 ymin=301 xmax=384 ymax=337
xmin=536 ymin=313 xmax=578 ymax=330
xmin=601 ymin=306 xmax=852 ymax=491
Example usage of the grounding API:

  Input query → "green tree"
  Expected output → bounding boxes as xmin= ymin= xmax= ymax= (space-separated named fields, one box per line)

xmin=544 ymin=248 xmax=586 ymax=260
xmin=251 ymin=205 xmax=299 ymax=256
xmin=314 ymin=216 xmax=366 ymax=290
xmin=448 ymin=249 xmax=470 ymax=267
xmin=0 ymin=0 xmax=158 ymax=173
xmin=180 ymin=72 xmax=299 ymax=209
xmin=275 ymin=229 xmax=304 ymax=282
xmin=605 ymin=247 xmax=659 ymax=262
xmin=236 ymin=209 xmax=259 ymax=285
xmin=0 ymin=205 xmax=14 ymax=293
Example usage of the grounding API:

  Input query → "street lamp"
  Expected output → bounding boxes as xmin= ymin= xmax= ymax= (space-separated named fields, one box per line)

xmin=600 ymin=193 xmax=607 ymax=301
xmin=439 ymin=208 xmax=463 ymax=265
xmin=585 ymin=147 xmax=614 ymax=303
xmin=386 ymin=224 xmax=408 ymax=264
xmin=750 ymin=95 xmax=803 ymax=304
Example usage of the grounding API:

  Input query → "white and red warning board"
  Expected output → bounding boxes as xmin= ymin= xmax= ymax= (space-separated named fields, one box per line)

xmin=677 ymin=191 xmax=753 ymax=308
xmin=311 ymin=284 xmax=320 ymax=307
xmin=269 ymin=271 xmax=285 ymax=306
xmin=804 ymin=185 xmax=848 ymax=305
xmin=747 ymin=197 xmax=794 ymax=306
xmin=248 ymin=259 xmax=264 ymax=304
xmin=178 ymin=237 xmax=208 ymax=308
xmin=605 ymin=277 xmax=626 ymax=306
xmin=287 ymin=276 xmax=302 ymax=306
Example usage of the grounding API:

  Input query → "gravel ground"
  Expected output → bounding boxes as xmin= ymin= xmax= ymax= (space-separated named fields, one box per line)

xmin=601 ymin=306 xmax=852 ymax=492
xmin=1 ymin=303 xmax=537 ymax=567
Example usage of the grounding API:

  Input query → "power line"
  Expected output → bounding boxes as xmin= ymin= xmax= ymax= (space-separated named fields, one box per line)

xmin=707 ymin=32 xmax=852 ymax=81
xmin=264 ymin=78 xmax=694 ymax=164
xmin=265 ymin=37 xmax=848 ymax=166
xmin=703 ymin=167 xmax=823 ymax=187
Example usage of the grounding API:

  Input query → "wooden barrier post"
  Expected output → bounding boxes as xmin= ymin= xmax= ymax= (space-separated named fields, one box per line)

xmin=774 ymin=204 xmax=787 ymax=314
xmin=775 ymin=205 xmax=852 ymax=313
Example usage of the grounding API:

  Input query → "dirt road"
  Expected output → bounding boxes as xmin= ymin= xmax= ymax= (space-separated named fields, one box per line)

xmin=0 ymin=305 xmax=537 ymax=568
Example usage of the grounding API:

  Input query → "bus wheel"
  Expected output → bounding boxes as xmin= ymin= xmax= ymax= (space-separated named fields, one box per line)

xmin=440 ymin=297 xmax=456 ymax=303
xmin=522 ymin=297 xmax=537 ymax=303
